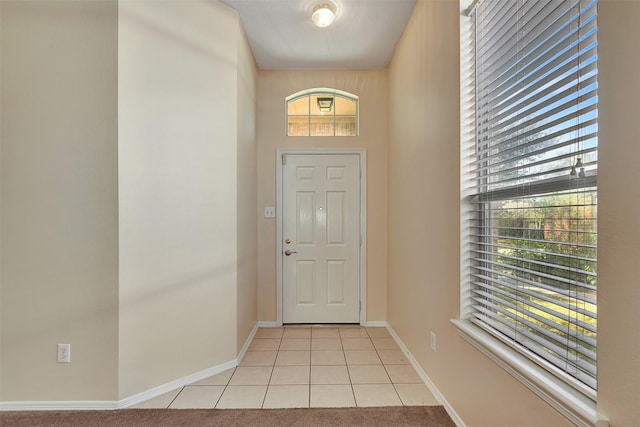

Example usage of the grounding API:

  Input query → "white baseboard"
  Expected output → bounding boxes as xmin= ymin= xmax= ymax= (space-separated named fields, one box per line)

xmin=2 ymin=358 xmax=239 ymax=411
xmin=0 ymin=360 xmax=238 ymax=411
xmin=237 ymin=322 xmax=259 ymax=363
xmin=257 ymin=321 xmax=279 ymax=327
xmin=0 ymin=323 xmax=268 ymax=412
xmin=365 ymin=320 xmax=387 ymax=327
xmin=118 ymin=358 xmax=238 ymax=409
xmin=386 ymin=324 xmax=466 ymax=427
xmin=122 ymin=321 xmax=265 ymax=409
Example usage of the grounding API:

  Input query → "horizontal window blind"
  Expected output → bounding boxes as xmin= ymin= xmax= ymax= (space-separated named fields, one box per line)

xmin=467 ymin=0 xmax=598 ymax=392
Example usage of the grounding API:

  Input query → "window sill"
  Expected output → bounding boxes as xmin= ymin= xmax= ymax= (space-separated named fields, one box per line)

xmin=451 ymin=319 xmax=608 ymax=427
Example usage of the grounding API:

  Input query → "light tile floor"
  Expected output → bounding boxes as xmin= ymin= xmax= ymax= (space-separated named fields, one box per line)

xmin=134 ymin=325 xmax=439 ymax=409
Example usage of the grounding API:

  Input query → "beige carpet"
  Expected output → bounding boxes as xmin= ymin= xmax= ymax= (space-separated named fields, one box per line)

xmin=1 ymin=406 xmax=456 ymax=426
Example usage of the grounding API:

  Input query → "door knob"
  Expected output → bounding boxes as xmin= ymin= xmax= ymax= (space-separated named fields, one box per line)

xmin=284 ymin=238 xmax=291 ymax=244
xmin=284 ymin=250 xmax=298 ymax=256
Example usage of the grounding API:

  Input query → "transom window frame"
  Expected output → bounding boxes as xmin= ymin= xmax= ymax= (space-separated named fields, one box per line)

xmin=286 ymin=88 xmax=359 ymax=137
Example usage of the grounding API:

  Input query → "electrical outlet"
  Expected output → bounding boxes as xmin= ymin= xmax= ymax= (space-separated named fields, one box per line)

xmin=57 ymin=344 xmax=71 ymax=363
xmin=430 ymin=332 xmax=437 ymax=352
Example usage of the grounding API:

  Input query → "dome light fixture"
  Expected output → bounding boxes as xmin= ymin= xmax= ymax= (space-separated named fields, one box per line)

xmin=312 ymin=3 xmax=335 ymax=28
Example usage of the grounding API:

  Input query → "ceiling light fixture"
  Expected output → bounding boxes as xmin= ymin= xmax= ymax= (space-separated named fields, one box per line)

xmin=312 ymin=3 xmax=335 ymax=28
xmin=317 ymin=97 xmax=334 ymax=112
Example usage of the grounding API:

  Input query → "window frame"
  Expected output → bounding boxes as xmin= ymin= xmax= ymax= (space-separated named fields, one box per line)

xmin=455 ymin=1 xmax=605 ymax=425
xmin=285 ymin=88 xmax=359 ymax=137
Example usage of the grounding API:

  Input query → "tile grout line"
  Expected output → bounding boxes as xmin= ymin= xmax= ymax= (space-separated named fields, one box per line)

xmin=247 ymin=326 xmax=420 ymax=409
xmin=165 ymin=386 xmax=185 ymax=409
xmin=341 ymin=333 xmax=360 ymax=407
xmin=213 ymin=366 xmax=236 ymax=409
xmin=261 ymin=334 xmax=283 ymax=408
xmin=370 ymin=328 xmax=414 ymax=406
xmin=308 ymin=354 xmax=312 ymax=408
xmin=370 ymin=330 xmax=398 ymax=395
xmin=391 ymin=382 xmax=407 ymax=406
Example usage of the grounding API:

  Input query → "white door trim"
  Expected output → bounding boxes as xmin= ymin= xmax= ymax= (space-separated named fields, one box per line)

xmin=276 ymin=148 xmax=367 ymax=326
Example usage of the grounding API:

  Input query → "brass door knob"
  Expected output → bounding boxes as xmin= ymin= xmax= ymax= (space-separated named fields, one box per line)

xmin=284 ymin=250 xmax=298 ymax=256
xmin=284 ymin=238 xmax=291 ymax=244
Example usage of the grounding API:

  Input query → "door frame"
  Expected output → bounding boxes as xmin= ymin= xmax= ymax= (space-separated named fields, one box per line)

xmin=276 ymin=148 xmax=367 ymax=326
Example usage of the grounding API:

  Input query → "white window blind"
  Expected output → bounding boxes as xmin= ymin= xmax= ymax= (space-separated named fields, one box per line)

xmin=466 ymin=0 xmax=598 ymax=392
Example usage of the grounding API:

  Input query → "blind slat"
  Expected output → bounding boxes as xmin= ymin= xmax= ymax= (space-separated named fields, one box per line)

xmin=472 ymin=249 xmax=596 ymax=277
xmin=467 ymin=0 xmax=598 ymax=392
xmin=471 ymin=292 xmax=597 ymax=355
xmin=469 ymin=233 xmax=596 ymax=251
xmin=470 ymin=316 xmax=597 ymax=389
xmin=471 ymin=257 xmax=596 ymax=291
xmin=471 ymin=275 xmax=597 ymax=318
xmin=477 ymin=92 xmax=598 ymax=159
xmin=477 ymin=1 xmax=597 ymax=93
xmin=471 ymin=304 xmax=597 ymax=371
xmin=479 ymin=10 xmax=597 ymax=98
xmin=478 ymin=70 xmax=598 ymax=139
xmin=473 ymin=103 xmax=598 ymax=169
xmin=471 ymin=307 xmax=597 ymax=377
xmin=477 ymin=0 xmax=557 ymax=73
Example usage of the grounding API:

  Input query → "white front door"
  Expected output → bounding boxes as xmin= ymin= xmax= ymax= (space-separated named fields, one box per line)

xmin=282 ymin=154 xmax=361 ymax=324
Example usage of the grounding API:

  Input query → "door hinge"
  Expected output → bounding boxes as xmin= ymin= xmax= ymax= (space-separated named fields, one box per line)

xmin=359 ymin=301 xmax=362 ymax=312
xmin=282 ymin=154 xmax=286 ymax=165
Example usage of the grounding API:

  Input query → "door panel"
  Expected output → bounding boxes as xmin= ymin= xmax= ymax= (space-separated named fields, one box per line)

xmin=296 ymin=192 xmax=315 ymax=244
xmin=296 ymin=261 xmax=315 ymax=304
xmin=327 ymin=191 xmax=345 ymax=244
xmin=283 ymin=154 xmax=360 ymax=324
xmin=327 ymin=260 xmax=345 ymax=304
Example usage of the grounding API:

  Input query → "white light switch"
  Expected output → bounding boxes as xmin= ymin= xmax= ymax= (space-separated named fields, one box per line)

xmin=264 ymin=207 xmax=276 ymax=218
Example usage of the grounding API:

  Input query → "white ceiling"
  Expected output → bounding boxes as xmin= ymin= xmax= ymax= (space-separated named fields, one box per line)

xmin=219 ymin=0 xmax=417 ymax=69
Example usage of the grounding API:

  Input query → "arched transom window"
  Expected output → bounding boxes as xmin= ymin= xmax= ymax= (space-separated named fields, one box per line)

xmin=286 ymin=88 xmax=359 ymax=136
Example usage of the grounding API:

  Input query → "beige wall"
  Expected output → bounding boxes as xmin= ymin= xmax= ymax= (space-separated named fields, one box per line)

xmin=118 ymin=0 xmax=247 ymax=398
xmin=596 ymin=1 xmax=640 ymax=425
xmin=388 ymin=1 xmax=572 ymax=425
xmin=0 ymin=0 xmax=258 ymax=404
xmin=0 ymin=0 xmax=119 ymax=401
xmin=388 ymin=1 xmax=640 ymax=426
xmin=256 ymin=69 xmax=388 ymax=323
xmin=236 ymin=25 xmax=258 ymax=352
